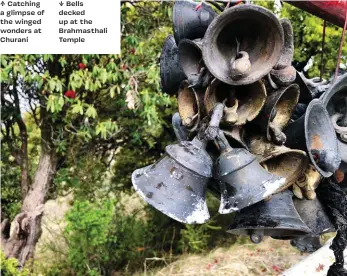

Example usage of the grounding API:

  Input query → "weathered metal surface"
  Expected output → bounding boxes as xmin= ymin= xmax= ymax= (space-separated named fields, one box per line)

xmin=159 ymin=35 xmax=186 ymax=95
xmin=227 ymin=190 xmax=311 ymax=242
xmin=246 ymin=134 xmax=308 ymax=189
xmin=132 ymin=139 xmax=213 ymax=224
xmin=172 ymin=112 xmax=189 ymax=141
xmin=292 ymin=164 xmax=322 ymax=200
xmin=253 ymin=83 xmax=300 ymax=145
xmin=205 ymin=79 xmax=266 ymax=126
xmin=173 ymin=0 xmax=217 ymax=44
xmin=293 ymin=197 xmax=335 ymax=235
xmin=285 ymin=99 xmax=341 ymax=177
xmin=177 ymin=80 xmax=205 ymax=132
xmin=214 ymin=132 xmax=287 ymax=214
xmin=202 ymin=4 xmax=284 ymax=85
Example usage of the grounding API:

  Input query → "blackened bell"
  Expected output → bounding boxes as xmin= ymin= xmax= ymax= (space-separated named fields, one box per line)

xmin=173 ymin=0 xmax=217 ymax=44
xmin=132 ymin=138 xmax=212 ymax=224
xmin=214 ymin=132 xmax=287 ymax=214
xmin=246 ymin=134 xmax=308 ymax=190
xmin=290 ymin=236 xmax=324 ymax=253
xmin=285 ymin=99 xmax=341 ymax=177
xmin=253 ymin=84 xmax=300 ymax=145
xmin=177 ymin=80 xmax=205 ymax=132
xmin=202 ymin=4 xmax=284 ymax=85
xmin=205 ymin=79 xmax=266 ymax=126
xmin=320 ymin=73 xmax=347 ymax=172
xmin=227 ymin=190 xmax=311 ymax=243
xmin=178 ymin=39 xmax=209 ymax=88
xmin=270 ymin=19 xmax=296 ymax=87
xmin=293 ymin=197 xmax=335 ymax=235
xmin=160 ymin=35 xmax=186 ymax=95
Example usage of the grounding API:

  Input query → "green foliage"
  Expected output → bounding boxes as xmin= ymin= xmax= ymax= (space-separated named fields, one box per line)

xmin=0 ymin=251 xmax=30 ymax=276
xmin=57 ymin=199 xmax=152 ymax=275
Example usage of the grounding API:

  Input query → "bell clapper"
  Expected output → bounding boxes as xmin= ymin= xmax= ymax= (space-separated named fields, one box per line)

xmin=250 ymin=230 xmax=264 ymax=244
xmin=230 ymin=37 xmax=251 ymax=80
xmin=222 ymin=96 xmax=239 ymax=124
xmin=269 ymin=121 xmax=286 ymax=145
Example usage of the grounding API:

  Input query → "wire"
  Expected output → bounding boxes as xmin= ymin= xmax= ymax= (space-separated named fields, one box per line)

xmin=334 ymin=1 xmax=347 ymax=83
xmin=320 ymin=20 xmax=326 ymax=81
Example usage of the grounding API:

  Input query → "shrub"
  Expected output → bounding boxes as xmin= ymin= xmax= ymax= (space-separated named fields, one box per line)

xmin=61 ymin=199 xmax=152 ymax=275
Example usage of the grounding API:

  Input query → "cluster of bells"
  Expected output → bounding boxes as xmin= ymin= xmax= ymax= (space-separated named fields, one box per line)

xmin=131 ymin=0 xmax=347 ymax=252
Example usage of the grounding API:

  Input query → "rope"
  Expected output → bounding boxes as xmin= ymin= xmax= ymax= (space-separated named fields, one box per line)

xmin=334 ymin=1 xmax=347 ymax=82
xmin=320 ymin=20 xmax=326 ymax=81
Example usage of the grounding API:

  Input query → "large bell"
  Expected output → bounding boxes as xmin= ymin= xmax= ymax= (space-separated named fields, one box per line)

xmin=132 ymin=138 xmax=212 ymax=224
xmin=246 ymin=134 xmax=308 ymax=190
xmin=214 ymin=131 xmax=287 ymax=214
xmin=285 ymin=99 xmax=341 ymax=177
xmin=320 ymin=73 xmax=347 ymax=173
xmin=204 ymin=79 xmax=266 ymax=126
xmin=202 ymin=4 xmax=284 ymax=85
xmin=177 ymin=80 xmax=205 ymax=132
xmin=173 ymin=0 xmax=217 ymax=44
xmin=293 ymin=197 xmax=335 ymax=235
xmin=227 ymin=190 xmax=311 ymax=243
xmin=160 ymin=35 xmax=186 ymax=95
xmin=253 ymin=84 xmax=300 ymax=145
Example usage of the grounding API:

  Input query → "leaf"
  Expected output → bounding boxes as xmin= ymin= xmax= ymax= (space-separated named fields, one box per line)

xmin=85 ymin=105 xmax=97 ymax=119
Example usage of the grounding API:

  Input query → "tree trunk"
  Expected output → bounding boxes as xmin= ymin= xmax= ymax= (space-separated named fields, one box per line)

xmin=1 ymin=149 xmax=57 ymax=267
xmin=1 ymin=101 xmax=57 ymax=268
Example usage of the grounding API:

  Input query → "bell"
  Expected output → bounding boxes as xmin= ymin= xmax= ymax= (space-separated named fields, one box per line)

xmin=320 ymin=73 xmax=347 ymax=171
xmin=285 ymin=99 xmax=341 ymax=177
xmin=270 ymin=19 xmax=296 ymax=87
xmin=173 ymin=0 xmax=217 ymax=44
xmin=253 ymin=84 xmax=300 ymax=145
xmin=290 ymin=236 xmax=324 ymax=253
xmin=295 ymin=71 xmax=330 ymax=103
xmin=246 ymin=134 xmax=308 ymax=190
xmin=132 ymin=137 xmax=213 ymax=224
xmin=227 ymin=190 xmax=311 ymax=243
xmin=205 ymin=79 xmax=266 ymax=126
xmin=160 ymin=35 xmax=186 ymax=95
xmin=172 ymin=112 xmax=189 ymax=141
xmin=202 ymin=4 xmax=284 ymax=85
xmin=177 ymin=80 xmax=205 ymax=132
xmin=214 ymin=131 xmax=287 ymax=214
xmin=292 ymin=164 xmax=322 ymax=200
xmin=178 ymin=39 xmax=209 ymax=88
xmin=293 ymin=197 xmax=335 ymax=235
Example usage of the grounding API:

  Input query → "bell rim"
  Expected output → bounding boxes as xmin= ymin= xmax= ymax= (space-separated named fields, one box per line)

xmin=304 ymin=99 xmax=339 ymax=177
xmin=202 ymin=4 xmax=284 ymax=86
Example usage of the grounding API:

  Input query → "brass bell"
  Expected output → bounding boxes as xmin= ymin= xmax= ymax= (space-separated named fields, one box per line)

xmin=253 ymin=84 xmax=300 ymax=145
xmin=132 ymin=137 xmax=212 ymax=224
xmin=202 ymin=4 xmax=284 ymax=85
xmin=227 ymin=190 xmax=311 ymax=243
xmin=205 ymin=79 xmax=266 ymax=126
xmin=246 ymin=134 xmax=308 ymax=190
xmin=214 ymin=131 xmax=287 ymax=214
xmin=177 ymin=80 xmax=205 ymax=132
xmin=173 ymin=0 xmax=217 ymax=44
xmin=292 ymin=164 xmax=322 ymax=200
xmin=160 ymin=35 xmax=186 ymax=95
xmin=285 ymin=99 xmax=341 ymax=177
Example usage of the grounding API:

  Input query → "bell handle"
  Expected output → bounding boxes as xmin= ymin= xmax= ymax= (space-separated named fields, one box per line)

xmin=214 ymin=129 xmax=232 ymax=152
